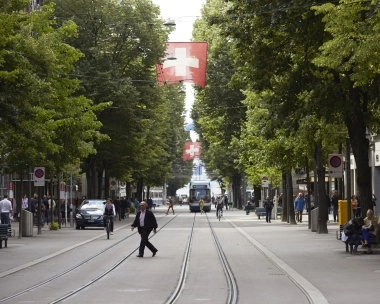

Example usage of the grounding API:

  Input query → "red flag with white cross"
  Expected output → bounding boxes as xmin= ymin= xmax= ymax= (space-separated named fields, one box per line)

xmin=156 ymin=42 xmax=208 ymax=87
xmin=183 ymin=142 xmax=201 ymax=161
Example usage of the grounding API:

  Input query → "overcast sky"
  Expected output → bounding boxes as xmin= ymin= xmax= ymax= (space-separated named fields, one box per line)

xmin=152 ymin=0 xmax=205 ymax=41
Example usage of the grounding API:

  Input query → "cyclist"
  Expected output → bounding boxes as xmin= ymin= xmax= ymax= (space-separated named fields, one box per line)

xmin=103 ymin=198 xmax=116 ymax=235
xmin=216 ymin=196 xmax=224 ymax=218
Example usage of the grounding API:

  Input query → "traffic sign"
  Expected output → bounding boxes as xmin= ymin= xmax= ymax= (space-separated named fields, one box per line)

xmin=109 ymin=177 xmax=117 ymax=190
xmin=262 ymin=176 xmax=269 ymax=187
xmin=34 ymin=167 xmax=45 ymax=186
xmin=328 ymin=154 xmax=343 ymax=178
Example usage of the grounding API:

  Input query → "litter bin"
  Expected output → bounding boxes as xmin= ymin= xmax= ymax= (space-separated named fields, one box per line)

xmin=311 ymin=207 xmax=319 ymax=232
xmin=22 ymin=209 xmax=33 ymax=237
xmin=338 ymin=200 xmax=348 ymax=226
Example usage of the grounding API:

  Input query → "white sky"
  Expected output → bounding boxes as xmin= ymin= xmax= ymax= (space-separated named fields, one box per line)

xmin=152 ymin=0 xmax=205 ymax=130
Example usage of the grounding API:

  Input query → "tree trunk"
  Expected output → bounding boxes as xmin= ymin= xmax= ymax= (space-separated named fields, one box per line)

xmin=85 ymin=156 xmax=97 ymax=199
xmin=286 ymin=171 xmax=296 ymax=224
xmin=232 ymin=173 xmax=241 ymax=209
xmin=137 ymin=178 xmax=143 ymax=201
xmin=104 ymin=160 xmax=109 ymax=199
xmin=316 ymin=142 xmax=328 ymax=234
xmin=97 ymin=167 xmax=103 ymax=199
xmin=281 ymin=172 xmax=287 ymax=222
xmin=345 ymin=87 xmax=371 ymax=215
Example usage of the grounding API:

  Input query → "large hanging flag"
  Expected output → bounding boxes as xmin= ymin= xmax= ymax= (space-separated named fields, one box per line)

xmin=183 ymin=141 xmax=201 ymax=161
xmin=156 ymin=42 xmax=208 ymax=87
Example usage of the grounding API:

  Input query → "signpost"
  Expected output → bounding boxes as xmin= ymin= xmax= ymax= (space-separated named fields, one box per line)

xmin=34 ymin=167 xmax=45 ymax=187
xmin=328 ymin=154 xmax=343 ymax=178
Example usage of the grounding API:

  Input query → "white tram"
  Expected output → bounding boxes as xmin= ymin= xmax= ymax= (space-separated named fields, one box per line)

xmin=188 ymin=180 xmax=211 ymax=212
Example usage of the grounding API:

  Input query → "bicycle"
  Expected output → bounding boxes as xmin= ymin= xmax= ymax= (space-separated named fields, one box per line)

xmin=217 ymin=208 xmax=223 ymax=221
xmin=104 ymin=215 xmax=113 ymax=239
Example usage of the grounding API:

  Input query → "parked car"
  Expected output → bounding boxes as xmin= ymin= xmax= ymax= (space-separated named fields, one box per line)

xmin=75 ymin=199 xmax=105 ymax=230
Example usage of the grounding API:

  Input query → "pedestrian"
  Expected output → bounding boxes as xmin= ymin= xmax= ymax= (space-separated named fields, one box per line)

xmin=147 ymin=197 xmax=154 ymax=210
xmin=199 ymin=198 xmax=205 ymax=214
xmin=31 ymin=195 xmax=38 ymax=215
xmin=42 ymin=195 xmax=49 ymax=224
xmin=125 ymin=197 xmax=131 ymax=218
xmin=331 ymin=191 xmax=339 ymax=222
xmin=0 ymin=195 xmax=13 ymax=225
xmin=131 ymin=201 xmax=158 ymax=258
xmin=113 ymin=197 xmax=121 ymax=221
xmin=22 ymin=194 xmax=28 ymax=210
xmin=224 ymin=194 xmax=229 ymax=210
xmin=351 ymin=194 xmax=359 ymax=218
xmin=263 ymin=196 xmax=274 ymax=223
xmin=166 ymin=196 xmax=175 ymax=215
xmin=325 ymin=191 xmax=331 ymax=223
xmin=120 ymin=196 xmax=126 ymax=219
xmin=102 ymin=198 xmax=115 ymax=235
xmin=178 ymin=195 xmax=183 ymax=206
xmin=294 ymin=193 xmax=305 ymax=223
xmin=134 ymin=198 xmax=140 ymax=214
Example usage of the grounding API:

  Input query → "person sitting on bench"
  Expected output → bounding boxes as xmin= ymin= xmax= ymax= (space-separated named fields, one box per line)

xmin=342 ymin=217 xmax=364 ymax=254
xmin=361 ymin=209 xmax=378 ymax=254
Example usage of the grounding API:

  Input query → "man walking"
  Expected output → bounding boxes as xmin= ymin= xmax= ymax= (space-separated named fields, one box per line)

xmin=294 ymin=193 xmax=306 ymax=223
xmin=331 ymin=191 xmax=339 ymax=222
xmin=131 ymin=201 xmax=158 ymax=258
xmin=0 ymin=195 xmax=13 ymax=225
xmin=263 ymin=196 xmax=274 ymax=223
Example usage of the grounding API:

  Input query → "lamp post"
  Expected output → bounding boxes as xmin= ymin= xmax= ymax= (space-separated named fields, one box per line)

xmin=346 ymin=137 xmax=351 ymax=219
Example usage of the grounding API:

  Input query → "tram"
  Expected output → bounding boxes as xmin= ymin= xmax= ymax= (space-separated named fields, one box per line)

xmin=147 ymin=187 xmax=164 ymax=207
xmin=188 ymin=180 xmax=211 ymax=212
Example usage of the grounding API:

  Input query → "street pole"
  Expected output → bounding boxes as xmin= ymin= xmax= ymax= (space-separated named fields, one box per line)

xmin=70 ymin=173 xmax=73 ymax=227
xmin=346 ymin=137 xmax=351 ymax=220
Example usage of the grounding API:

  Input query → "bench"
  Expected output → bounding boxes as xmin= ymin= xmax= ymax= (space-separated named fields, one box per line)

xmin=244 ymin=204 xmax=255 ymax=212
xmin=0 ymin=224 xmax=8 ymax=249
xmin=255 ymin=207 xmax=282 ymax=219
xmin=336 ymin=229 xmax=378 ymax=253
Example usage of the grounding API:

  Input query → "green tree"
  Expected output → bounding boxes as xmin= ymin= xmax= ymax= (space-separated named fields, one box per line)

xmin=52 ymin=0 xmax=181 ymax=198
xmin=192 ymin=0 xmax=247 ymax=208
xmin=0 ymin=1 xmax=106 ymax=175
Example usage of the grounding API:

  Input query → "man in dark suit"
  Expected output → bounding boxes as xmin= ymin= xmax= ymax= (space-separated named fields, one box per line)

xmin=131 ymin=201 xmax=158 ymax=258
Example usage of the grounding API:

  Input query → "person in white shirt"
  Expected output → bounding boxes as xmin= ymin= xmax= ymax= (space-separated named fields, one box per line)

xmin=0 ymin=195 xmax=13 ymax=225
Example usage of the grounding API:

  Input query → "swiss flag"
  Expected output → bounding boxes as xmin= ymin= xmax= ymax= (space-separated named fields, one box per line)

xmin=156 ymin=42 xmax=208 ymax=87
xmin=183 ymin=142 xmax=201 ymax=161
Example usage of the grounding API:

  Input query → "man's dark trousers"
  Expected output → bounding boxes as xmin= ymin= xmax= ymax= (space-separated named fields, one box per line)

xmin=138 ymin=227 xmax=157 ymax=256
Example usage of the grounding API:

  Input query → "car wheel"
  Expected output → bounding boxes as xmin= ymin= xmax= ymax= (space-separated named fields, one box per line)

xmin=81 ymin=225 xmax=85 ymax=230
xmin=76 ymin=225 xmax=80 ymax=230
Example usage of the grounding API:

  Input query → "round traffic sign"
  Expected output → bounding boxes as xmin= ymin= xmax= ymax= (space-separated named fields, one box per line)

xmin=329 ymin=156 xmax=342 ymax=168
xmin=110 ymin=180 xmax=117 ymax=186
xmin=34 ymin=168 xmax=45 ymax=178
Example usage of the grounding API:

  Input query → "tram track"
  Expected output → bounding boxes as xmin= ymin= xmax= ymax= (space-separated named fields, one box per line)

xmin=165 ymin=212 xmax=238 ymax=304
xmin=0 ymin=214 xmax=177 ymax=304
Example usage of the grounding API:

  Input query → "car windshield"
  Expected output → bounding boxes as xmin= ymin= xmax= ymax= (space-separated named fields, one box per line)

xmin=80 ymin=200 xmax=105 ymax=210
